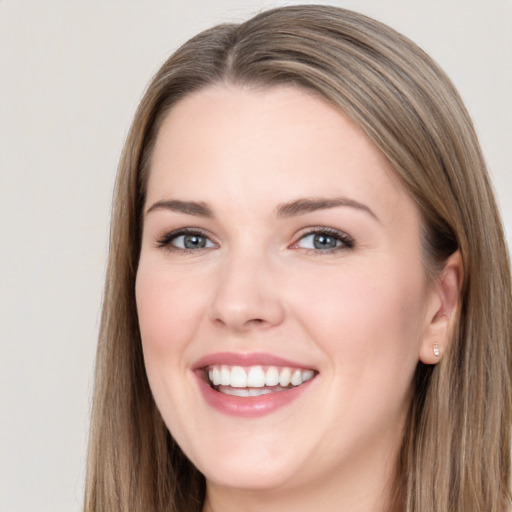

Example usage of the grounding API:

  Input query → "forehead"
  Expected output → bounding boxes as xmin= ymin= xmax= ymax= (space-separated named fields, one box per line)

xmin=147 ymin=84 xmax=416 ymax=227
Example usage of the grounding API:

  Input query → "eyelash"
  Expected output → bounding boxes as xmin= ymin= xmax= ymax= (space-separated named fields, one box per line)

xmin=155 ymin=227 xmax=355 ymax=254
xmin=156 ymin=229 xmax=217 ymax=253
xmin=292 ymin=227 xmax=355 ymax=253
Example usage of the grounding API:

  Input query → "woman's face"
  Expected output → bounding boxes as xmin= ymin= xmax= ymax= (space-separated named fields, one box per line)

xmin=136 ymin=85 xmax=442 ymax=498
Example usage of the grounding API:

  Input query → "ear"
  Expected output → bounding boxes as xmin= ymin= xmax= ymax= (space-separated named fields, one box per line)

xmin=419 ymin=251 xmax=463 ymax=364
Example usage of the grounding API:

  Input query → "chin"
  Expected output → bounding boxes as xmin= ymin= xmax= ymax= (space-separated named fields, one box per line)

xmin=189 ymin=440 xmax=305 ymax=491
xmin=201 ymin=462 xmax=295 ymax=491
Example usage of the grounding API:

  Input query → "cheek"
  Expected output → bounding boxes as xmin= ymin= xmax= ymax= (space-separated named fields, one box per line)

xmin=135 ymin=263 xmax=205 ymax=357
xmin=292 ymin=260 xmax=427 ymax=370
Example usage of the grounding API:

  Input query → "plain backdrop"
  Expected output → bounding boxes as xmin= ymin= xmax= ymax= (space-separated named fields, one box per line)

xmin=1 ymin=1 xmax=510 ymax=511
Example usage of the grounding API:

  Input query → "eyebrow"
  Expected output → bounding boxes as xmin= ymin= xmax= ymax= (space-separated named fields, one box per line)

xmin=275 ymin=197 xmax=379 ymax=222
xmin=145 ymin=199 xmax=214 ymax=217
xmin=145 ymin=196 xmax=378 ymax=222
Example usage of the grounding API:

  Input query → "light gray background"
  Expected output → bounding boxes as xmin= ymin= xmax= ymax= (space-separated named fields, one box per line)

xmin=1 ymin=1 xmax=510 ymax=511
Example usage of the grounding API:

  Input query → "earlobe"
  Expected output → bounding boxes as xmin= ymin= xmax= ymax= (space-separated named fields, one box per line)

xmin=419 ymin=251 xmax=463 ymax=365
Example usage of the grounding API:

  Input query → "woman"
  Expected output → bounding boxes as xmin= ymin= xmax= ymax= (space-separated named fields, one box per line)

xmin=84 ymin=5 xmax=511 ymax=512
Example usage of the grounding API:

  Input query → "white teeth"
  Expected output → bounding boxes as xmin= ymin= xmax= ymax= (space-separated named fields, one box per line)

xmin=230 ymin=366 xmax=247 ymax=388
xmin=248 ymin=388 xmax=273 ymax=396
xmin=211 ymin=367 xmax=221 ymax=386
xmin=219 ymin=387 xmax=274 ymax=397
xmin=302 ymin=369 xmax=315 ymax=383
xmin=222 ymin=387 xmax=250 ymax=397
xmin=278 ymin=367 xmax=291 ymax=387
xmin=218 ymin=385 xmax=289 ymax=396
xmin=220 ymin=366 xmax=231 ymax=386
xmin=247 ymin=366 xmax=265 ymax=387
xmin=290 ymin=369 xmax=303 ymax=386
xmin=206 ymin=364 xmax=316 ymax=390
xmin=265 ymin=366 xmax=280 ymax=386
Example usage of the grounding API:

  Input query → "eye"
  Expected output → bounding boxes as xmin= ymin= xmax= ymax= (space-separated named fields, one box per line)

xmin=156 ymin=229 xmax=217 ymax=251
xmin=293 ymin=228 xmax=354 ymax=252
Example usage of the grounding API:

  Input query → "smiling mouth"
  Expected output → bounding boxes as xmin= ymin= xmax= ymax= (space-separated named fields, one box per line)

xmin=204 ymin=365 xmax=317 ymax=397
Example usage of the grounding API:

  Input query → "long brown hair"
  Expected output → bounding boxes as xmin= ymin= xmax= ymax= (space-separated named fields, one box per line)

xmin=84 ymin=5 xmax=511 ymax=511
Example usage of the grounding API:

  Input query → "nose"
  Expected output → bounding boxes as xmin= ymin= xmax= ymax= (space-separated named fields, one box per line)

xmin=209 ymin=251 xmax=286 ymax=332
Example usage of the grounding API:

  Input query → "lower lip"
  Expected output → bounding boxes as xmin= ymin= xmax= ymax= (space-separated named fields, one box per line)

xmin=195 ymin=373 xmax=315 ymax=418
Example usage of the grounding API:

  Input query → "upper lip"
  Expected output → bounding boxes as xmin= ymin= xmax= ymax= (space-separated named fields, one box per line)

xmin=192 ymin=352 xmax=317 ymax=371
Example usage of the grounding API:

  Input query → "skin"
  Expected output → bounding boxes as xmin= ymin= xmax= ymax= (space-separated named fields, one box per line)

xmin=136 ymin=85 xmax=460 ymax=512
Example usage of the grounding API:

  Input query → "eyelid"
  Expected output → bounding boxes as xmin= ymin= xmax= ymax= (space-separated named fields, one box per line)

xmin=289 ymin=226 xmax=355 ymax=252
xmin=154 ymin=226 xmax=354 ymax=253
xmin=155 ymin=228 xmax=218 ymax=251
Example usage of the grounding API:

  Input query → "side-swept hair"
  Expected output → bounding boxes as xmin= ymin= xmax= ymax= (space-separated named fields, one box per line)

xmin=85 ymin=5 xmax=511 ymax=511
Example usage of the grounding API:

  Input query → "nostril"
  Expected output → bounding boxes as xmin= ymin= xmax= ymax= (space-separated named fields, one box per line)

xmin=243 ymin=318 xmax=265 ymax=329
xmin=214 ymin=317 xmax=265 ymax=329
xmin=214 ymin=318 xmax=225 ymax=328
xmin=243 ymin=318 xmax=266 ymax=329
